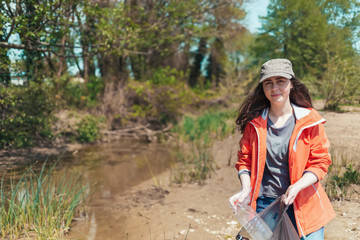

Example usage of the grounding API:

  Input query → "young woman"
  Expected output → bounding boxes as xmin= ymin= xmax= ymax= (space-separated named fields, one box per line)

xmin=229 ymin=59 xmax=335 ymax=239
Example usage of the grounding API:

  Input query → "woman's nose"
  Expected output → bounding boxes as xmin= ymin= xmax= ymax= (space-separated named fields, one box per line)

xmin=271 ymin=84 xmax=279 ymax=90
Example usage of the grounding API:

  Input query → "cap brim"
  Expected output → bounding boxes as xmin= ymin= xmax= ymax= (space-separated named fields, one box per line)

xmin=260 ymin=73 xmax=292 ymax=82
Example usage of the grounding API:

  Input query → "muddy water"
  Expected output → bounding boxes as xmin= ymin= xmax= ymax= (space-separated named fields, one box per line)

xmin=55 ymin=140 xmax=174 ymax=240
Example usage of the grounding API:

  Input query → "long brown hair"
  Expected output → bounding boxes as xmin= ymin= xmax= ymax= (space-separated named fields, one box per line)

xmin=236 ymin=77 xmax=312 ymax=133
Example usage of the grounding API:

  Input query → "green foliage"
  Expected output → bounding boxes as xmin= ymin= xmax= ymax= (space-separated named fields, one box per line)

xmin=2 ymin=0 xmax=250 ymax=136
xmin=126 ymin=70 xmax=193 ymax=124
xmin=76 ymin=115 xmax=102 ymax=143
xmin=327 ymin=164 xmax=360 ymax=199
xmin=0 ymin=83 xmax=54 ymax=149
xmin=174 ymin=110 xmax=234 ymax=143
xmin=248 ymin=0 xmax=360 ymax=108
xmin=149 ymin=67 xmax=183 ymax=86
xmin=54 ymin=75 xmax=104 ymax=108
xmin=325 ymin=146 xmax=360 ymax=200
xmin=319 ymin=55 xmax=360 ymax=110
xmin=1 ymin=0 xmax=81 ymax=81
xmin=0 ymin=49 xmax=11 ymax=85
xmin=251 ymin=0 xmax=359 ymax=79
xmin=0 ymin=161 xmax=89 ymax=239
xmin=332 ymin=165 xmax=360 ymax=187
xmin=1 ymin=0 xmax=249 ymax=88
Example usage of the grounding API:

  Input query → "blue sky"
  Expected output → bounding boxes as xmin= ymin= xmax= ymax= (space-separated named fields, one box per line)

xmin=243 ymin=0 xmax=270 ymax=33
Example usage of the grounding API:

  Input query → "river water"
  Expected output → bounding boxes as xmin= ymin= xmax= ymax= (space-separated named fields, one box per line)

xmin=3 ymin=139 xmax=173 ymax=240
xmin=61 ymin=139 xmax=173 ymax=240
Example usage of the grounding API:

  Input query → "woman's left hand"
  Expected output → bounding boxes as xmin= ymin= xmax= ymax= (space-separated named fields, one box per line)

xmin=282 ymin=184 xmax=301 ymax=205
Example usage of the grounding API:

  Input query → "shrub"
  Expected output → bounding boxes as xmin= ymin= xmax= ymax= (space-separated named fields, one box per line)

xmin=0 ymin=83 xmax=54 ymax=148
xmin=126 ymin=76 xmax=193 ymax=125
xmin=76 ymin=115 xmax=102 ymax=143
xmin=54 ymin=75 xmax=104 ymax=108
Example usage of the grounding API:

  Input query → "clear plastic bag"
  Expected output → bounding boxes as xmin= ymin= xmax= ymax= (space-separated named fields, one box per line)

xmin=233 ymin=196 xmax=273 ymax=240
xmin=232 ymin=196 xmax=300 ymax=240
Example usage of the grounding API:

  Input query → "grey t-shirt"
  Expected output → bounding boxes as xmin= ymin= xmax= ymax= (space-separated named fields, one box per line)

xmin=260 ymin=114 xmax=296 ymax=198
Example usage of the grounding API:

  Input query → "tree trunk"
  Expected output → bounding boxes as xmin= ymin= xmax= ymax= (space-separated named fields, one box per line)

xmin=98 ymin=53 xmax=129 ymax=129
xmin=188 ymin=37 xmax=207 ymax=87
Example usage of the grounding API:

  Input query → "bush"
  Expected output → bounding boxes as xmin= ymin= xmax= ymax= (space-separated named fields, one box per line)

xmin=54 ymin=75 xmax=104 ymax=108
xmin=76 ymin=115 xmax=102 ymax=143
xmin=0 ymin=83 xmax=54 ymax=148
xmin=126 ymin=73 xmax=193 ymax=125
xmin=149 ymin=66 xmax=183 ymax=86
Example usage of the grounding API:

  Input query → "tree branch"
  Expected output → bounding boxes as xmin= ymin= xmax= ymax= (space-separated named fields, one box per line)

xmin=0 ymin=42 xmax=49 ymax=52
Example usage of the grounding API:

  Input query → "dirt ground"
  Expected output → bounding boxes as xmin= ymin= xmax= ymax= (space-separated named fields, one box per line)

xmin=117 ymin=110 xmax=360 ymax=240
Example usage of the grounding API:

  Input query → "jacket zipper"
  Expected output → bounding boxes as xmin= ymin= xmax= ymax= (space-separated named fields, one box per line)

xmin=294 ymin=203 xmax=307 ymax=239
xmin=249 ymin=122 xmax=260 ymax=205
xmin=292 ymin=119 xmax=326 ymax=239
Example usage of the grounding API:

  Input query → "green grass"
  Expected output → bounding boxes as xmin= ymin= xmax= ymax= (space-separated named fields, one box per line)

xmin=171 ymin=109 xmax=235 ymax=184
xmin=173 ymin=110 xmax=235 ymax=143
xmin=0 ymin=161 xmax=89 ymax=239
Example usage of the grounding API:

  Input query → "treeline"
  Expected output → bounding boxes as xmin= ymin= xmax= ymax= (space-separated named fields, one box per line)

xmin=253 ymin=0 xmax=360 ymax=110
xmin=0 ymin=0 xmax=246 ymax=84
xmin=0 ymin=0 xmax=360 ymax=148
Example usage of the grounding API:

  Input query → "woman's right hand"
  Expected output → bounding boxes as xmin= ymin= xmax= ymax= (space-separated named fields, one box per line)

xmin=228 ymin=188 xmax=251 ymax=211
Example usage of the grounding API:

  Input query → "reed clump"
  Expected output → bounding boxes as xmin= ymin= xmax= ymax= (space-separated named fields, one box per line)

xmin=0 ymin=162 xmax=89 ymax=239
xmin=171 ymin=109 xmax=234 ymax=184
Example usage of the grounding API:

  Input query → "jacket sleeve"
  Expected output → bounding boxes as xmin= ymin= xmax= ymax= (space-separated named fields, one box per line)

xmin=305 ymin=124 xmax=332 ymax=181
xmin=235 ymin=123 xmax=253 ymax=174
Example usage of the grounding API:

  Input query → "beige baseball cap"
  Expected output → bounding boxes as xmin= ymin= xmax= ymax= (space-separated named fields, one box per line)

xmin=259 ymin=58 xmax=295 ymax=82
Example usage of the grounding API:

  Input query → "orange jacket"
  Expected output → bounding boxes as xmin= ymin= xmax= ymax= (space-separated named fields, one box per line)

xmin=235 ymin=104 xmax=335 ymax=237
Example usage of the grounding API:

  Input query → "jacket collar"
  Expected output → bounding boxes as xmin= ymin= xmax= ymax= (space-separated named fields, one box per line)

xmin=252 ymin=103 xmax=323 ymax=127
xmin=261 ymin=104 xmax=311 ymax=121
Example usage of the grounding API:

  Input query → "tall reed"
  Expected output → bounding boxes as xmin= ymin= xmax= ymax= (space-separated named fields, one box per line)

xmin=0 ymin=161 xmax=89 ymax=239
xmin=171 ymin=109 xmax=234 ymax=184
xmin=175 ymin=110 xmax=234 ymax=143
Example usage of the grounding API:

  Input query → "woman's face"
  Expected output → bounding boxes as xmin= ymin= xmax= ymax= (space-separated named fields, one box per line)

xmin=262 ymin=76 xmax=292 ymax=105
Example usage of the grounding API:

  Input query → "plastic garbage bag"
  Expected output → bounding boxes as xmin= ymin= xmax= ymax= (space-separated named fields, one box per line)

xmin=257 ymin=197 xmax=287 ymax=232
xmin=259 ymin=197 xmax=300 ymax=240
xmin=231 ymin=196 xmax=300 ymax=240
xmin=271 ymin=211 xmax=300 ymax=240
